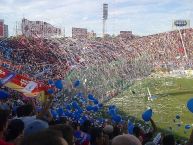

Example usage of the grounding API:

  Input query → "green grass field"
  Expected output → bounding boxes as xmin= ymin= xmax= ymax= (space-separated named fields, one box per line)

xmin=106 ymin=76 xmax=193 ymax=139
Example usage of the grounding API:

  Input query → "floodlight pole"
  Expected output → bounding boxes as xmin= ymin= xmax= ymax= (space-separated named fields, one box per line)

xmin=178 ymin=29 xmax=188 ymax=60
xmin=102 ymin=3 xmax=108 ymax=38
xmin=103 ymin=19 xmax=106 ymax=37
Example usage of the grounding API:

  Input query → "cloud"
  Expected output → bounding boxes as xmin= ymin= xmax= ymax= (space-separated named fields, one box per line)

xmin=0 ymin=0 xmax=192 ymax=36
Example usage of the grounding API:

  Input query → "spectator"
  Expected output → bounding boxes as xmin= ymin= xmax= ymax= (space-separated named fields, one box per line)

xmin=186 ymin=128 xmax=193 ymax=145
xmin=113 ymin=125 xmax=122 ymax=138
xmin=144 ymin=142 xmax=155 ymax=145
xmin=5 ymin=119 xmax=24 ymax=145
xmin=0 ymin=109 xmax=13 ymax=145
xmin=161 ymin=128 xmax=193 ymax=145
xmin=16 ymin=104 xmax=36 ymax=128
xmin=81 ymin=120 xmax=91 ymax=134
xmin=133 ymin=119 xmax=157 ymax=144
xmin=90 ymin=127 xmax=104 ymax=145
xmin=112 ymin=134 xmax=141 ymax=145
xmin=0 ymin=28 xmax=193 ymax=145
xmin=103 ymin=124 xmax=114 ymax=140
xmin=50 ymin=124 xmax=74 ymax=145
xmin=20 ymin=129 xmax=68 ymax=145
xmin=24 ymin=119 xmax=49 ymax=137
xmin=162 ymin=134 xmax=175 ymax=145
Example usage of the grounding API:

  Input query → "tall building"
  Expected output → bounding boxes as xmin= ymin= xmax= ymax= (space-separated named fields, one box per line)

xmin=119 ymin=31 xmax=133 ymax=39
xmin=21 ymin=18 xmax=61 ymax=38
xmin=72 ymin=27 xmax=87 ymax=39
xmin=3 ymin=24 xmax=8 ymax=37
xmin=0 ymin=19 xmax=4 ymax=38
xmin=0 ymin=20 xmax=8 ymax=38
xmin=87 ymin=30 xmax=96 ymax=39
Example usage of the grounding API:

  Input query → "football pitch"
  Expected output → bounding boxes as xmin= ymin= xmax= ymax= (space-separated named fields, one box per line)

xmin=106 ymin=76 xmax=193 ymax=139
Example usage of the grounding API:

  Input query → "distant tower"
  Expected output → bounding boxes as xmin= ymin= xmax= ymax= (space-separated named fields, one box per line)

xmin=172 ymin=19 xmax=190 ymax=30
xmin=0 ymin=19 xmax=4 ymax=38
xmin=103 ymin=3 xmax=108 ymax=37
xmin=3 ymin=24 xmax=8 ymax=37
xmin=16 ymin=21 xmax=18 ymax=36
xmin=63 ymin=28 xmax=65 ymax=37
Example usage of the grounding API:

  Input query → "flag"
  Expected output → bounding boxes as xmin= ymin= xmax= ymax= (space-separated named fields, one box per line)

xmin=0 ymin=72 xmax=15 ymax=86
xmin=22 ymin=81 xmax=38 ymax=94
xmin=0 ymin=67 xmax=51 ymax=97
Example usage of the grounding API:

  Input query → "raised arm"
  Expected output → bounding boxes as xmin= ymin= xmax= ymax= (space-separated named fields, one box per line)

xmin=37 ymin=94 xmax=54 ymax=121
xmin=186 ymin=128 xmax=193 ymax=145
xmin=150 ymin=118 xmax=157 ymax=133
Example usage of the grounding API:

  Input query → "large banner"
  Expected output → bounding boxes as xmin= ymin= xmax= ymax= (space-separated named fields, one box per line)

xmin=0 ymin=20 xmax=4 ymax=37
xmin=21 ymin=18 xmax=61 ymax=38
xmin=0 ymin=72 xmax=15 ymax=86
xmin=0 ymin=67 xmax=50 ymax=97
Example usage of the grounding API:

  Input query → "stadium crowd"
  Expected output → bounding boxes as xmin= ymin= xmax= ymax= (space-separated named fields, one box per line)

xmin=126 ymin=28 xmax=193 ymax=69
xmin=0 ymin=96 xmax=193 ymax=145
xmin=0 ymin=28 xmax=193 ymax=145
xmin=0 ymin=28 xmax=193 ymax=81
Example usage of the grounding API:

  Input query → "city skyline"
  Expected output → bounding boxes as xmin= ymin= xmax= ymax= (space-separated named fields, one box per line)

xmin=0 ymin=0 xmax=193 ymax=37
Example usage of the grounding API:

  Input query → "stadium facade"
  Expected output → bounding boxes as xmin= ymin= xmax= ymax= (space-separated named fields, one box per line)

xmin=119 ymin=31 xmax=133 ymax=39
xmin=21 ymin=18 xmax=61 ymax=38
xmin=72 ymin=27 xmax=87 ymax=39
xmin=0 ymin=19 xmax=9 ymax=38
xmin=3 ymin=24 xmax=8 ymax=38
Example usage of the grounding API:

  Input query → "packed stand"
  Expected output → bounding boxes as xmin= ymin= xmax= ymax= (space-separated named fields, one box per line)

xmin=0 ymin=99 xmax=193 ymax=145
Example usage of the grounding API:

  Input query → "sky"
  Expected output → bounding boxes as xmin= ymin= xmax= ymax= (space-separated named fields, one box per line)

xmin=0 ymin=0 xmax=193 ymax=37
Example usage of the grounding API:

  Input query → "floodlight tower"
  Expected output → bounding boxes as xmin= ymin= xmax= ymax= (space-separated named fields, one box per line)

xmin=103 ymin=3 xmax=108 ymax=37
